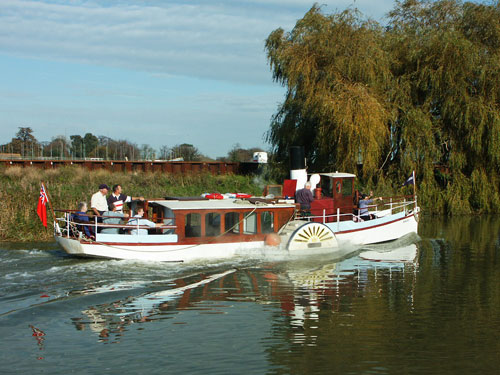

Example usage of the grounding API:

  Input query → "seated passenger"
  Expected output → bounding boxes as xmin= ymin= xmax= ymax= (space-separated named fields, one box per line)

xmin=101 ymin=202 xmax=129 ymax=234
xmin=127 ymin=207 xmax=160 ymax=235
xmin=72 ymin=202 xmax=94 ymax=239
xmin=358 ymin=193 xmax=382 ymax=221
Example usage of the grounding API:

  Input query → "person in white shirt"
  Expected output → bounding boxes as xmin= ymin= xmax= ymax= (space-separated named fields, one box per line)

xmin=91 ymin=184 xmax=110 ymax=217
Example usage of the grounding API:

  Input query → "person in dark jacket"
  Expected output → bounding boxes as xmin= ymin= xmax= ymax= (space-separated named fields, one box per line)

xmin=295 ymin=182 xmax=314 ymax=211
xmin=72 ymin=202 xmax=94 ymax=239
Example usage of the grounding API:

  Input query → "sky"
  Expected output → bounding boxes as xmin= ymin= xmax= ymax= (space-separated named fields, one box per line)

xmin=0 ymin=0 xmax=396 ymax=158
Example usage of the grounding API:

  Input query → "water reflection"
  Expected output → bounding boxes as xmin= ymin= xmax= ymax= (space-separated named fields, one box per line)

xmin=70 ymin=244 xmax=419 ymax=344
xmin=2 ymin=216 xmax=499 ymax=374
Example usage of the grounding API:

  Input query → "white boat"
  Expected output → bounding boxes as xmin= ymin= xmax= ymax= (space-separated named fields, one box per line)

xmin=54 ymin=172 xmax=419 ymax=262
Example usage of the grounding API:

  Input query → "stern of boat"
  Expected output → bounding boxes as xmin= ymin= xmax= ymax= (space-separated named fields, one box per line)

xmin=55 ymin=235 xmax=86 ymax=256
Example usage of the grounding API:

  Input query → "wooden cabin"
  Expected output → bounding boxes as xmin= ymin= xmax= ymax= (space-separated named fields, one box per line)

xmin=310 ymin=173 xmax=356 ymax=222
xmin=140 ymin=198 xmax=296 ymax=244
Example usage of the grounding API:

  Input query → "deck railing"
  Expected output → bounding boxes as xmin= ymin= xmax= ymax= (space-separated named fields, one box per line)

xmin=54 ymin=210 xmax=176 ymax=240
xmin=296 ymin=195 xmax=418 ymax=227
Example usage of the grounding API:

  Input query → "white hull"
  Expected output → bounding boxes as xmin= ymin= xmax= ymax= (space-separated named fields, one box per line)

xmin=332 ymin=212 xmax=419 ymax=246
xmin=55 ymin=236 xmax=266 ymax=263
xmin=55 ymin=211 xmax=418 ymax=262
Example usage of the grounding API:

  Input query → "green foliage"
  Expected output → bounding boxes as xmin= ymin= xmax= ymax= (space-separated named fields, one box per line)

xmin=0 ymin=167 xmax=267 ymax=242
xmin=266 ymin=5 xmax=392 ymax=179
xmin=265 ymin=1 xmax=500 ymax=214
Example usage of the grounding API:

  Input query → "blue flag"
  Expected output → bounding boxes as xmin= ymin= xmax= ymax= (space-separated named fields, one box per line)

xmin=402 ymin=171 xmax=415 ymax=186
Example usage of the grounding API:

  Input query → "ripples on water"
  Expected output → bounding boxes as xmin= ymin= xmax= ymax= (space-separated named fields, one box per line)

xmin=0 ymin=216 xmax=499 ymax=374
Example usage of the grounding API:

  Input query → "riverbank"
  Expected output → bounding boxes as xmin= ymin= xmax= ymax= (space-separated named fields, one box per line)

xmin=0 ymin=166 xmax=268 ymax=242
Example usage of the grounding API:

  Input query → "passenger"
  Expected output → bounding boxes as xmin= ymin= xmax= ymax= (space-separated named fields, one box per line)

xmin=295 ymin=182 xmax=314 ymax=211
xmin=127 ymin=207 xmax=161 ymax=235
xmin=107 ymin=184 xmax=144 ymax=214
xmin=91 ymin=184 xmax=110 ymax=219
xmin=359 ymin=193 xmax=382 ymax=221
xmin=72 ymin=202 xmax=94 ymax=239
xmin=101 ymin=202 xmax=129 ymax=234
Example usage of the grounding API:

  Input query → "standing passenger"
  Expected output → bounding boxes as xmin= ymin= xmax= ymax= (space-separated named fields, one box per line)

xmin=295 ymin=182 xmax=314 ymax=211
xmin=107 ymin=184 xmax=144 ymax=214
xmin=91 ymin=184 xmax=109 ymax=218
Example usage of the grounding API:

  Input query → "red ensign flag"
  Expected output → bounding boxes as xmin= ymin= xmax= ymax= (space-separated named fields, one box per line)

xmin=37 ymin=184 xmax=49 ymax=227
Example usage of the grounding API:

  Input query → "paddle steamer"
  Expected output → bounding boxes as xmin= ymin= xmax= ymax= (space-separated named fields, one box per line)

xmin=54 ymin=171 xmax=419 ymax=262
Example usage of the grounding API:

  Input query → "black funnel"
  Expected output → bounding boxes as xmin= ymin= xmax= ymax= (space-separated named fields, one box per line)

xmin=290 ymin=146 xmax=306 ymax=170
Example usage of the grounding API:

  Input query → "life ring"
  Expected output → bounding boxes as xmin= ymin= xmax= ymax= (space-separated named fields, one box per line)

xmin=235 ymin=193 xmax=252 ymax=199
xmin=203 ymin=193 xmax=224 ymax=200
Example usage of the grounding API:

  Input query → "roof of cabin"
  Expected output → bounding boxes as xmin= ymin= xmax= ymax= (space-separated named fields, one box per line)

xmin=148 ymin=199 xmax=296 ymax=210
xmin=319 ymin=172 xmax=356 ymax=178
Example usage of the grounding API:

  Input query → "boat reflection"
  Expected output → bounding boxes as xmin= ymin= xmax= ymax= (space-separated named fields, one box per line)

xmin=71 ymin=243 xmax=419 ymax=343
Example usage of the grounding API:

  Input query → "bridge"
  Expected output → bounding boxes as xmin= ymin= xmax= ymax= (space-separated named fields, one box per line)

xmin=1 ymin=158 xmax=241 ymax=174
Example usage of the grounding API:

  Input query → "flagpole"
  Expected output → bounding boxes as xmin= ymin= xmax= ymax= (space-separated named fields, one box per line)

xmin=413 ymin=170 xmax=417 ymax=209
xmin=413 ymin=170 xmax=416 ymax=197
xmin=42 ymin=181 xmax=56 ymax=225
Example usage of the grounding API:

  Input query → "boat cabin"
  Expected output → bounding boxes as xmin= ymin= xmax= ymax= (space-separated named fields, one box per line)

xmin=140 ymin=198 xmax=296 ymax=243
xmin=310 ymin=172 xmax=356 ymax=222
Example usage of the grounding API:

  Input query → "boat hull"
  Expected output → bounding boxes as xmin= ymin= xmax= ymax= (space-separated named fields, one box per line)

xmin=55 ymin=211 xmax=418 ymax=262
xmin=55 ymin=235 xmax=265 ymax=262
xmin=332 ymin=212 xmax=419 ymax=246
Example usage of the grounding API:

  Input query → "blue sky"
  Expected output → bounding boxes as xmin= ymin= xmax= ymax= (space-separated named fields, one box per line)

xmin=0 ymin=0 xmax=396 ymax=158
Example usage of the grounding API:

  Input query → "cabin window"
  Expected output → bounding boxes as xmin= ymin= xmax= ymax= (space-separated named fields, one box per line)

xmin=185 ymin=213 xmax=201 ymax=237
xmin=205 ymin=213 xmax=221 ymax=237
xmin=261 ymin=211 xmax=274 ymax=234
xmin=342 ymin=179 xmax=352 ymax=196
xmin=162 ymin=207 xmax=175 ymax=234
xmin=243 ymin=212 xmax=257 ymax=234
xmin=321 ymin=178 xmax=332 ymax=197
xmin=224 ymin=212 xmax=240 ymax=234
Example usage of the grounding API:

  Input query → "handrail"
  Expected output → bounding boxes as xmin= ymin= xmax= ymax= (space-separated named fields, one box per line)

xmin=298 ymin=198 xmax=417 ymax=224
xmin=55 ymin=210 xmax=175 ymax=222
xmin=59 ymin=221 xmax=177 ymax=230
xmin=314 ymin=195 xmax=416 ymax=213
xmin=55 ymin=212 xmax=177 ymax=240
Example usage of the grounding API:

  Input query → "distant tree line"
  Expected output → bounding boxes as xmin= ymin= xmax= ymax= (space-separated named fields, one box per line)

xmin=0 ymin=127 xmax=263 ymax=163
xmin=265 ymin=0 xmax=500 ymax=214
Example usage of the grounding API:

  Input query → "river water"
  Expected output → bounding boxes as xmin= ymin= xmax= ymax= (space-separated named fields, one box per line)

xmin=0 ymin=216 xmax=499 ymax=374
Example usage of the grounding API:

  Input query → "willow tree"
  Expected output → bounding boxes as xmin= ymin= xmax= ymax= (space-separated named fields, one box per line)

xmin=386 ymin=0 xmax=500 ymax=213
xmin=265 ymin=5 xmax=394 ymax=180
xmin=266 ymin=1 xmax=500 ymax=214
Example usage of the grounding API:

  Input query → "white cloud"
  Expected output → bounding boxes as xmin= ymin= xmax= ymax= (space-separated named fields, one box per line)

xmin=0 ymin=0 xmax=397 ymax=156
xmin=0 ymin=0 xmax=395 ymax=84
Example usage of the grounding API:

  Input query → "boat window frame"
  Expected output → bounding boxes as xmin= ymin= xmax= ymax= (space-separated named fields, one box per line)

xmin=243 ymin=212 xmax=258 ymax=234
xmin=205 ymin=212 xmax=221 ymax=237
xmin=342 ymin=178 xmax=353 ymax=197
xmin=224 ymin=212 xmax=241 ymax=234
xmin=261 ymin=211 xmax=274 ymax=234
xmin=185 ymin=212 xmax=202 ymax=238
